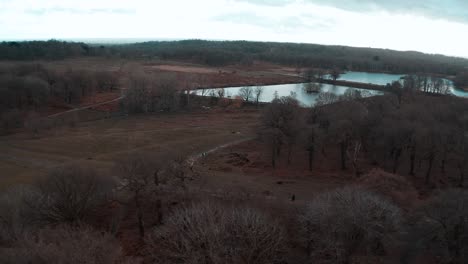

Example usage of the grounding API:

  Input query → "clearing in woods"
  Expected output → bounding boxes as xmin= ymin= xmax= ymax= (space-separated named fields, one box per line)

xmin=0 ymin=109 xmax=259 ymax=189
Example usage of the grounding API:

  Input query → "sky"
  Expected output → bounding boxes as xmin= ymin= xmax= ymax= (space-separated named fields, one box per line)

xmin=1 ymin=0 xmax=467 ymax=58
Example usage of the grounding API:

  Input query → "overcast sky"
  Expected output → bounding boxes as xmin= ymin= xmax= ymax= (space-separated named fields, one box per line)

xmin=1 ymin=0 xmax=467 ymax=57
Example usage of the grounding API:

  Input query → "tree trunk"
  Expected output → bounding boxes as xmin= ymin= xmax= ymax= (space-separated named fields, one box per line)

xmin=392 ymin=148 xmax=402 ymax=174
xmin=340 ymin=141 xmax=347 ymax=170
xmin=135 ymin=193 xmax=145 ymax=237
xmin=155 ymin=199 xmax=162 ymax=225
xmin=271 ymin=143 xmax=276 ymax=168
xmin=440 ymin=151 xmax=447 ymax=176
xmin=308 ymin=147 xmax=314 ymax=171
xmin=287 ymin=145 xmax=292 ymax=165
xmin=425 ymin=154 xmax=434 ymax=184
xmin=409 ymin=145 xmax=416 ymax=176
xmin=458 ymin=162 xmax=465 ymax=188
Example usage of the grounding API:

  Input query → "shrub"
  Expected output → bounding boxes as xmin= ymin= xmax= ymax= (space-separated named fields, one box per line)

xmin=0 ymin=225 xmax=126 ymax=264
xmin=32 ymin=165 xmax=115 ymax=224
xmin=407 ymin=189 xmax=468 ymax=264
xmin=299 ymin=186 xmax=402 ymax=263
xmin=146 ymin=201 xmax=285 ymax=264
xmin=359 ymin=168 xmax=418 ymax=206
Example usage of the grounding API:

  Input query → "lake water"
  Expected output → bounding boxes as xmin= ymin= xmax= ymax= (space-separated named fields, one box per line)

xmin=337 ymin=72 xmax=468 ymax=98
xmin=338 ymin=72 xmax=404 ymax=85
xmin=196 ymin=83 xmax=382 ymax=107
xmin=198 ymin=72 xmax=468 ymax=106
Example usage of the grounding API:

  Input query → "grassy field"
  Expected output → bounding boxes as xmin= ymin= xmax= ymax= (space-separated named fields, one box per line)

xmin=0 ymin=108 xmax=260 ymax=190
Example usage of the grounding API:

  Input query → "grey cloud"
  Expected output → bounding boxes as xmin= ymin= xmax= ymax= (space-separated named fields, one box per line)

xmin=235 ymin=0 xmax=468 ymax=23
xmin=234 ymin=0 xmax=294 ymax=6
xmin=213 ymin=11 xmax=334 ymax=32
xmin=25 ymin=7 xmax=135 ymax=16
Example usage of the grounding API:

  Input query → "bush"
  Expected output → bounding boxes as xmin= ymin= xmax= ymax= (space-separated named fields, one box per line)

xmin=299 ymin=186 xmax=402 ymax=263
xmin=407 ymin=189 xmax=468 ymax=264
xmin=0 ymin=226 xmax=126 ymax=264
xmin=146 ymin=201 xmax=285 ymax=264
xmin=359 ymin=168 xmax=418 ymax=207
xmin=32 ymin=165 xmax=115 ymax=224
xmin=0 ymin=185 xmax=41 ymax=244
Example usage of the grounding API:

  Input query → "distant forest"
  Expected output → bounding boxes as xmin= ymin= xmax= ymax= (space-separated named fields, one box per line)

xmin=1 ymin=39 xmax=468 ymax=77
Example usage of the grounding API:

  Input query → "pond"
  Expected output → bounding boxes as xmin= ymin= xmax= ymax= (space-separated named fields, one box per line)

xmin=195 ymin=83 xmax=383 ymax=107
xmin=337 ymin=72 xmax=404 ymax=85
xmin=338 ymin=71 xmax=468 ymax=98
xmin=196 ymin=72 xmax=468 ymax=106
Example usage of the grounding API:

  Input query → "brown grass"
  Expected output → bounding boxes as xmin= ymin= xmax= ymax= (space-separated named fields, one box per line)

xmin=0 ymin=108 xmax=260 ymax=190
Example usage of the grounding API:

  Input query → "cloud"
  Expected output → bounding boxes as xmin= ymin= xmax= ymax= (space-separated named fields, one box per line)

xmin=213 ymin=10 xmax=334 ymax=34
xmin=236 ymin=0 xmax=468 ymax=23
xmin=233 ymin=0 xmax=293 ymax=6
xmin=25 ymin=7 xmax=135 ymax=15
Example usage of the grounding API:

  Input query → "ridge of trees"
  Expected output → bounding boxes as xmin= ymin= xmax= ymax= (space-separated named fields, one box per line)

xmin=260 ymin=86 xmax=468 ymax=188
xmin=2 ymin=40 xmax=468 ymax=76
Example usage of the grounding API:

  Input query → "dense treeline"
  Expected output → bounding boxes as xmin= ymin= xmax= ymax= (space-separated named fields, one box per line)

xmin=0 ymin=64 xmax=117 ymax=111
xmin=2 ymin=152 xmax=468 ymax=263
xmin=0 ymin=64 xmax=118 ymax=133
xmin=2 ymin=40 xmax=468 ymax=77
xmin=260 ymin=84 xmax=468 ymax=188
xmin=455 ymin=71 xmax=468 ymax=88
xmin=0 ymin=40 xmax=97 ymax=60
xmin=116 ymin=40 xmax=468 ymax=75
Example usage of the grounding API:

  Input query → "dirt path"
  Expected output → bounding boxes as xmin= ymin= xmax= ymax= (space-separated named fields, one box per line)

xmin=47 ymin=95 xmax=124 ymax=118
xmin=186 ymin=137 xmax=255 ymax=167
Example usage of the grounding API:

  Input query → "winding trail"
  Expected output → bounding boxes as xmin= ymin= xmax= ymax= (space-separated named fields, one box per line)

xmin=186 ymin=136 xmax=255 ymax=167
xmin=47 ymin=95 xmax=124 ymax=118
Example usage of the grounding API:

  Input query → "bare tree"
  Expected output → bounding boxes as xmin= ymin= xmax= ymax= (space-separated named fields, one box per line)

xmin=146 ymin=201 xmax=285 ymax=264
xmin=114 ymin=151 xmax=156 ymax=237
xmin=94 ymin=71 xmax=117 ymax=92
xmin=406 ymin=189 xmax=468 ymax=264
xmin=215 ymin=88 xmax=225 ymax=98
xmin=0 ymin=225 xmax=128 ymax=264
xmin=0 ymin=185 xmax=41 ymax=244
xmin=254 ymin=86 xmax=264 ymax=106
xmin=358 ymin=169 xmax=418 ymax=207
xmin=315 ymin=91 xmax=340 ymax=107
xmin=325 ymin=101 xmax=368 ymax=171
xmin=239 ymin=86 xmax=254 ymax=102
xmin=260 ymin=96 xmax=302 ymax=167
xmin=330 ymin=68 xmax=341 ymax=81
xmin=122 ymin=72 xmax=151 ymax=113
xmin=31 ymin=165 xmax=114 ymax=225
xmin=299 ymin=186 xmax=401 ymax=263
xmin=149 ymin=74 xmax=179 ymax=112
xmin=0 ymin=109 xmax=22 ymax=134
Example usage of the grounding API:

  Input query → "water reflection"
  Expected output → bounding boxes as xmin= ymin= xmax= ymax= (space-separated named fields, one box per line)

xmin=195 ymin=83 xmax=382 ymax=107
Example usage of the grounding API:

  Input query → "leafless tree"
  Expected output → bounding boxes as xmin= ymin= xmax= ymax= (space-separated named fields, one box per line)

xmin=32 ymin=165 xmax=115 ymax=225
xmin=358 ymin=169 xmax=418 ymax=207
xmin=114 ymin=151 xmax=157 ymax=237
xmin=315 ymin=91 xmax=340 ymax=107
xmin=146 ymin=201 xmax=285 ymax=264
xmin=95 ymin=71 xmax=117 ymax=92
xmin=149 ymin=74 xmax=179 ymax=112
xmin=0 ymin=225 xmax=128 ymax=264
xmin=325 ymin=101 xmax=368 ymax=171
xmin=0 ymin=109 xmax=22 ymax=134
xmin=0 ymin=185 xmax=41 ymax=244
xmin=299 ymin=186 xmax=401 ymax=263
xmin=123 ymin=72 xmax=179 ymax=113
xmin=260 ymin=96 xmax=302 ymax=167
xmin=406 ymin=189 xmax=468 ymax=264
xmin=122 ymin=72 xmax=151 ymax=113
xmin=330 ymin=68 xmax=341 ymax=81
xmin=215 ymin=88 xmax=225 ymax=98
xmin=254 ymin=86 xmax=264 ymax=106
xmin=239 ymin=86 xmax=254 ymax=102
